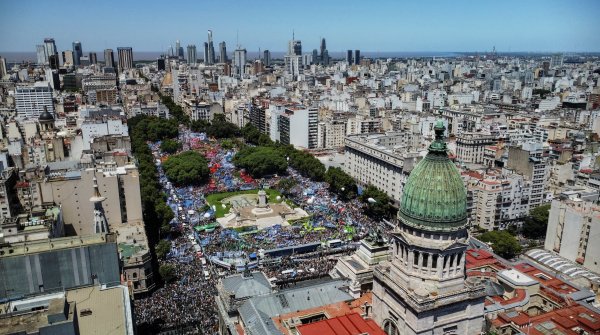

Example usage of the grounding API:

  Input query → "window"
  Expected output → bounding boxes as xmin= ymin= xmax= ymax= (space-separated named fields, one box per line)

xmin=383 ymin=319 xmax=399 ymax=335
xmin=413 ymin=251 xmax=419 ymax=265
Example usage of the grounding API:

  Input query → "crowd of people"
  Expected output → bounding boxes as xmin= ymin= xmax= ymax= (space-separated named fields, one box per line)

xmin=134 ymin=239 xmax=219 ymax=333
xmin=134 ymin=130 xmax=388 ymax=333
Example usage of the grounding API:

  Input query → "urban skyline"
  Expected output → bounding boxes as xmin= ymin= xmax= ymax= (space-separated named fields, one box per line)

xmin=1 ymin=0 xmax=599 ymax=53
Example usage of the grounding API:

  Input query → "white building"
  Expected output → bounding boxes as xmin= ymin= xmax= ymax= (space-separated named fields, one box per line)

xmin=15 ymin=82 xmax=55 ymax=119
xmin=344 ymin=132 xmax=421 ymax=204
xmin=276 ymin=107 xmax=318 ymax=149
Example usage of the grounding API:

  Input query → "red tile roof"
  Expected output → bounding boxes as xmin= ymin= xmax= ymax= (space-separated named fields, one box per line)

xmin=297 ymin=313 xmax=386 ymax=335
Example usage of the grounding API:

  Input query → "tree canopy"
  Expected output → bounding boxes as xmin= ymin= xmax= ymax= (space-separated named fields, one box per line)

xmin=207 ymin=114 xmax=241 ymax=138
xmin=233 ymin=146 xmax=288 ymax=178
xmin=360 ymin=185 xmax=394 ymax=221
xmin=129 ymin=116 xmax=178 ymax=142
xmin=160 ymin=139 xmax=181 ymax=154
xmin=521 ymin=204 xmax=551 ymax=239
xmin=155 ymin=239 xmax=171 ymax=260
xmin=479 ymin=230 xmax=522 ymax=259
xmin=162 ymin=151 xmax=210 ymax=186
xmin=159 ymin=264 xmax=176 ymax=283
xmin=325 ymin=167 xmax=357 ymax=200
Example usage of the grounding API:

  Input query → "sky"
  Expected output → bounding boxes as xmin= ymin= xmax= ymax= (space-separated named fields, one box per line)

xmin=1 ymin=0 xmax=599 ymax=53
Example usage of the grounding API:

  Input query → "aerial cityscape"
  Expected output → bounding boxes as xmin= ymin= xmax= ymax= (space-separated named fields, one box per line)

xmin=0 ymin=0 xmax=600 ymax=334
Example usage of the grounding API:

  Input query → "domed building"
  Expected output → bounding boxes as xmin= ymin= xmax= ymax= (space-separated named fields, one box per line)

xmin=372 ymin=119 xmax=485 ymax=335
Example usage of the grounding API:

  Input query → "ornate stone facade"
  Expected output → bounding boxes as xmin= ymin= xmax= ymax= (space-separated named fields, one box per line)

xmin=372 ymin=119 xmax=486 ymax=335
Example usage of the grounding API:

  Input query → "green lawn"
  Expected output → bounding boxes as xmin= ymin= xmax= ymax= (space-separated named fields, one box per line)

xmin=205 ymin=188 xmax=292 ymax=218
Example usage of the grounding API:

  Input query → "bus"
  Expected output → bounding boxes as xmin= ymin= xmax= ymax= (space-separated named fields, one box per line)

xmin=327 ymin=239 xmax=342 ymax=248
xmin=204 ymin=270 xmax=210 ymax=280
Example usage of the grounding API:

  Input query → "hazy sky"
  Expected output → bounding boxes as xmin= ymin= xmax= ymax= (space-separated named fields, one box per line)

xmin=1 ymin=0 xmax=599 ymax=53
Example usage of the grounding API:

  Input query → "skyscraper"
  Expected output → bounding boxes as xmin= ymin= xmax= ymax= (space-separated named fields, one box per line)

xmin=62 ymin=50 xmax=74 ymax=65
xmin=117 ymin=47 xmax=133 ymax=71
xmin=104 ymin=49 xmax=115 ymax=68
xmin=0 ymin=56 xmax=7 ymax=79
xmin=319 ymin=38 xmax=329 ymax=65
xmin=288 ymin=40 xmax=302 ymax=56
xmin=206 ymin=30 xmax=216 ymax=65
xmin=263 ymin=50 xmax=271 ymax=67
xmin=175 ymin=40 xmax=181 ymax=59
xmin=233 ymin=48 xmax=247 ymax=78
xmin=89 ymin=52 xmax=97 ymax=64
xmin=372 ymin=120 xmax=485 ymax=334
xmin=285 ymin=39 xmax=303 ymax=80
xmin=347 ymin=50 xmax=353 ymax=64
xmin=187 ymin=45 xmax=197 ymax=64
xmin=219 ymin=41 xmax=227 ymax=63
xmin=203 ymin=42 xmax=209 ymax=64
xmin=44 ymin=38 xmax=57 ymax=64
xmin=36 ymin=45 xmax=47 ymax=64
xmin=354 ymin=49 xmax=360 ymax=65
xmin=312 ymin=49 xmax=318 ymax=65
xmin=72 ymin=41 xmax=82 ymax=66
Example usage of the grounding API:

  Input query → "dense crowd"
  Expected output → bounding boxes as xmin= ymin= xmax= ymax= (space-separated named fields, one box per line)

xmin=134 ymin=131 xmax=387 ymax=334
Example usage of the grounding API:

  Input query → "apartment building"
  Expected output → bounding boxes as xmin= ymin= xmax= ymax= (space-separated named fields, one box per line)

xmin=344 ymin=132 xmax=421 ymax=204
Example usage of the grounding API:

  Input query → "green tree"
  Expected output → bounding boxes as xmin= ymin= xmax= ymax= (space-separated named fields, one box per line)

xmin=325 ymin=167 xmax=357 ymax=200
xmin=155 ymin=240 xmax=171 ymax=259
xmin=162 ymin=151 xmax=210 ymax=185
xmin=479 ymin=230 xmax=522 ymax=259
xmin=207 ymin=114 xmax=241 ymax=138
xmin=233 ymin=146 xmax=288 ymax=178
xmin=360 ymin=185 xmax=394 ymax=220
xmin=241 ymin=123 xmax=261 ymax=145
xmin=159 ymin=264 xmax=176 ymax=283
xmin=160 ymin=139 xmax=181 ymax=154
xmin=190 ymin=119 xmax=210 ymax=133
xmin=220 ymin=139 xmax=235 ymax=150
xmin=521 ymin=204 xmax=551 ymax=239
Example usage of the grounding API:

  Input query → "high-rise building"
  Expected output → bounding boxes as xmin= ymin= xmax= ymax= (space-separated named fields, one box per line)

xmin=354 ymin=50 xmax=360 ymax=65
xmin=263 ymin=50 xmax=271 ymax=67
xmin=206 ymin=30 xmax=216 ymax=65
xmin=117 ymin=47 xmax=133 ymax=71
xmin=187 ymin=45 xmax=197 ymax=64
xmin=175 ymin=40 xmax=181 ymax=59
xmin=89 ymin=52 xmax=97 ymax=64
xmin=276 ymin=107 xmax=318 ymax=149
xmin=312 ymin=49 xmax=318 ymax=65
xmin=0 ymin=56 xmax=7 ymax=79
xmin=44 ymin=38 xmax=57 ymax=63
xmin=320 ymin=38 xmax=329 ymax=66
xmin=551 ymin=53 xmax=564 ymax=68
xmin=48 ymin=54 xmax=60 ymax=70
xmin=203 ymin=42 xmax=209 ymax=64
xmin=104 ymin=49 xmax=115 ymax=68
xmin=72 ymin=41 xmax=82 ymax=66
xmin=15 ymin=82 xmax=55 ymax=119
xmin=36 ymin=45 xmax=47 ymax=64
xmin=372 ymin=120 xmax=485 ymax=335
xmin=233 ymin=48 xmax=247 ymax=78
xmin=62 ymin=50 xmax=74 ymax=66
xmin=347 ymin=50 xmax=353 ymax=64
xmin=219 ymin=41 xmax=227 ymax=63
xmin=157 ymin=57 xmax=166 ymax=71
xmin=288 ymin=40 xmax=302 ymax=56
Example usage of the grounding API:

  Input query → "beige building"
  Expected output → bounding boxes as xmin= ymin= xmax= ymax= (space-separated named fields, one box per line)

xmin=544 ymin=198 xmax=600 ymax=274
xmin=344 ymin=132 xmax=421 ymax=205
xmin=455 ymin=132 xmax=497 ymax=164
xmin=40 ymin=163 xmax=142 ymax=236
xmin=317 ymin=119 xmax=347 ymax=149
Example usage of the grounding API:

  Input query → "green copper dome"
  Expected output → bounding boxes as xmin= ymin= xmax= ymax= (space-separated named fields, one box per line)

xmin=398 ymin=120 xmax=467 ymax=232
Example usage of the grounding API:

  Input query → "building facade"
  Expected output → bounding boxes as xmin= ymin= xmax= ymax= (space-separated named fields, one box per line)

xmin=15 ymin=82 xmax=55 ymax=119
xmin=372 ymin=120 xmax=485 ymax=335
xmin=544 ymin=198 xmax=600 ymax=273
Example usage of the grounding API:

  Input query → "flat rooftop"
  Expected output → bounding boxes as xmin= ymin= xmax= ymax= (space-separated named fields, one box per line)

xmin=0 ymin=234 xmax=113 ymax=258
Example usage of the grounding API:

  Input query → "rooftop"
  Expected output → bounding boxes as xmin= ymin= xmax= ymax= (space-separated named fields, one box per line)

xmin=296 ymin=313 xmax=385 ymax=335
